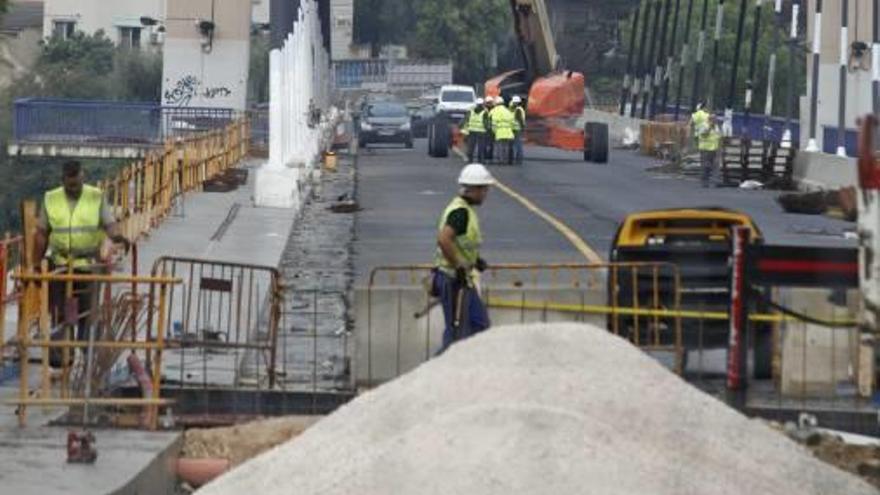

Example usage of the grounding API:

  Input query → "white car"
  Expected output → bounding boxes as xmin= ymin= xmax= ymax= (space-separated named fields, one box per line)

xmin=434 ymin=85 xmax=476 ymax=122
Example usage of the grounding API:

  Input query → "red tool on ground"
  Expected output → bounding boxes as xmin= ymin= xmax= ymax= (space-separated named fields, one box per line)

xmin=67 ymin=430 xmax=97 ymax=463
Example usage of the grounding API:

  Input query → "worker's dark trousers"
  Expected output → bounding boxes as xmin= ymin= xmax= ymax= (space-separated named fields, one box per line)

xmin=513 ymin=131 xmax=524 ymax=163
xmin=47 ymin=268 xmax=99 ymax=366
xmin=485 ymin=137 xmax=495 ymax=164
xmin=496 ymin=138 xmax=513 ymax=165
xmin=700 ymin=149 xmax=718 ymax=188
xmin=432 ymin=270 xmax=490 ymax=354
xmin=466 ymin=133 xmax=485 ymax=162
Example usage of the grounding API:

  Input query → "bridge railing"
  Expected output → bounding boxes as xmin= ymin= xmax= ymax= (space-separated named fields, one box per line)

xmin=12 ymin=98 xmax=238 ymax=146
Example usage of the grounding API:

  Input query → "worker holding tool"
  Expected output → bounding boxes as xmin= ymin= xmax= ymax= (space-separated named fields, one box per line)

xmin=490 ymin=96 xmax=515 ymax=165
xmin=464 ymin=98 xmax=490 ymax=162
xmin=698 ymin=114 xmax=723 ymax=188
xmin=34 ymin=161 xmax=129 ymax=351
xmin=432 ymin=163 xmax=494 ymax=352
xmin=510 ymin=95 xmax=526 ymax=164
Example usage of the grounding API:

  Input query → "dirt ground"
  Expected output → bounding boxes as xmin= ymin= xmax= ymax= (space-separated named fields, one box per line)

xmin=809 ymin=434 xmax=880 ymax=489
xmin=180 ymin=416 xmax=321 ymax=467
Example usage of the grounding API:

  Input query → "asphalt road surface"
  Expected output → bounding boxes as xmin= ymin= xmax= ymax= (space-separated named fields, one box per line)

xmin=353 ymin=139 xmax=854 ymax=283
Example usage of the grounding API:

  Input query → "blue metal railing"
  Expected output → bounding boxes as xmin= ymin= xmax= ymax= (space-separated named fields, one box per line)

xmin=13 ymin=98 xmax=237 ymax=146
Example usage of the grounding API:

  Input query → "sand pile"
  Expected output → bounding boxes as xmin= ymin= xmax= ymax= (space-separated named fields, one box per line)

xmin=181 ymin=416 xmax=319 ymax=467
xmin=198 ymin=323 xmax=877 ymax=495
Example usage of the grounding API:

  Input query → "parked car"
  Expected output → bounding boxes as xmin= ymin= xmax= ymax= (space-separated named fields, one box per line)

xmin=435 ymin=84 xmax=476 ymax=122
xmin=410 ymin=104 xmax=436 ymax=138
xmin=359 ymin=101 xmax=414 ymax=148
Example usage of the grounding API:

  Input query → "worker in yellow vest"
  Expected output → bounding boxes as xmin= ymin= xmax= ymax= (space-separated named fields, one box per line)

xmin=690 ymin=103 xmax=710 ymax=150
xmin=510 ymin=95 xmax=526 ymax=164
xmin=463 ymin=98 xmax=489 ymax=162
xmin=432 ymin=163 xmax=494 ymax=352
xmin=35 ymin=161 xmax=129 ymax=346
xmin=698 ymin=115 xmax=722 ymax=188
xmin=490 ymin=96 xmax=515 ymax=165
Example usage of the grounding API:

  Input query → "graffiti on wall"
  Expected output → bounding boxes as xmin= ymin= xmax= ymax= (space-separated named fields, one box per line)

xmin=164 ymin=75 xmax=234 ymax=106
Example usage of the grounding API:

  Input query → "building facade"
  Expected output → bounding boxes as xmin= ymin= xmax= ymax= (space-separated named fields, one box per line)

xmin=161 ymin=0 xmax=251 ymax=110
xmin=0 ymin=1 xmax=43 ymax=89
xmin=803 ymin=0 xmax=874 ymax=153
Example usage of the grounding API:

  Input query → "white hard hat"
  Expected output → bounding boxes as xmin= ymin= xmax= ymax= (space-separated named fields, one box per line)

xmin=458 ymin=163 xmax=495 ymax=186
xmin=475 ymin=97 xmax=484 ymax=105
xmin=511 ymin=95 xmax=522 ymax=104
xmin=495 ymin=96 xmax=505 ymax=105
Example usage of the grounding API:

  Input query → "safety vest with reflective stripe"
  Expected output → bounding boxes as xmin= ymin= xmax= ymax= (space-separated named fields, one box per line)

xmin=490 ymin=106 xmax=515 ymax=141
xmin=511 ymin=105 xmax=526 ymax=132
xmin=698 ymin=126 xmax=722 ymax=151
xmin=466 ymin=109 xmax=487 ymax=134
xmin=692 ymin=109 xmax=710 ymax=136
xmin=45 ymin=185 xmax=105 ymax=268
xmin=434 ymin=196 xmax=482 ymax=275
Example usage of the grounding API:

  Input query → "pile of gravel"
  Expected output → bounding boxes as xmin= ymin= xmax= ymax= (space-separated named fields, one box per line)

xmin=198 ymin=323 xmax=876 ymax=495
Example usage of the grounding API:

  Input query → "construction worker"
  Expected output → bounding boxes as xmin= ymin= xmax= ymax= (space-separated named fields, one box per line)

xmin=34 ymin=161 xmax=129 ymax=348
xmin=464 ymin=98 xmax=489 ymax=162
xmin=698 ymin=115 xmax=722 ymax=188
xmin=490 ymin=96 xmax=515 ymax=165
xmin=690 ymin=103 xmax=710 ymax=149
xmin=484 ymin=97 xmax=496 ymax=163
xmin=432 ymin=163 xmax=494 ymax=352
xmin=510 ymin=95 xmax=526 ymax=164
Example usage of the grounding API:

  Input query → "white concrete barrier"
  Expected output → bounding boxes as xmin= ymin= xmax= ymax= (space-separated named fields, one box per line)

xmin=256 ymin=0 xmax=335 ymax=209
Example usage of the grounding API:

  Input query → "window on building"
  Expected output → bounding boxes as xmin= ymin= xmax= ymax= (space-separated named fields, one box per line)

xmin=52 ymin=21 xmax=75 ymax=40
xmin=118 ymin=27 xmax=141 ymax=49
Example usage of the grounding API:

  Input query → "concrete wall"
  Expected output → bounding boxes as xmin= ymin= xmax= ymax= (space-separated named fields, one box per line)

xmin=0 ymin=29 xmax=41 ymax=90
xmin=161 ymin=0 xmax=251 ymax=110
xmin=579 ymin=108 xmax=645 ymax=145
xmin=793 ymin=150 xmax=858 ymax=191
xmin=353 ymin=286 xmax=608 ymax=387
xmin=803 ymin=0 xmax=875 ymax=151
xmin=43 ymin=0 xmax=163 ymax=46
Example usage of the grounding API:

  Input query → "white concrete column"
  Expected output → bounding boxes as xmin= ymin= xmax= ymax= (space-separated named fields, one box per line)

xmin=268 ymin=49 xmax=282 ymax=168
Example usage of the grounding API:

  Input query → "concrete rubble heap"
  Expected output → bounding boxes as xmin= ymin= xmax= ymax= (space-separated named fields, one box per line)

xmin=198 ymin=323 xmax=876 ymax=495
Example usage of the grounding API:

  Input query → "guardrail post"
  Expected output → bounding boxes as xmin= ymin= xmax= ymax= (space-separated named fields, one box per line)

xmin=727 ymin=226 xmax=751 ymax=395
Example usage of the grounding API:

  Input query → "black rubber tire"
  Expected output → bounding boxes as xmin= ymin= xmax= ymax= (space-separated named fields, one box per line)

xmin=427 ymin=123 xmax=436 ymax=157
xmin=358 ymin=139 xmax=367 ymax=149
xmin=753 ymin=326 xmax=773 ymax=380
xmin=586 ymin=122 xmax=609 ymax=163
xmin=432 ymin=114 xmax=450 ymax=158
xmin=583 ymin=123 xmax=593 ymax=162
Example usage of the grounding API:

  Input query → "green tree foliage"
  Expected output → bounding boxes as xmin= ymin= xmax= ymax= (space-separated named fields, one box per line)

xmin=249 ymin=33 xmax=270 ymax=104
xmin=409 ymin=0 xmax=511 ymax=83
xmin=620 ymin=0 xmax=806 ymax=116
xmin=0 ymin=31 xmax=161 ymax=234
xmin=353 ymin=0 xmax=510 ymax=83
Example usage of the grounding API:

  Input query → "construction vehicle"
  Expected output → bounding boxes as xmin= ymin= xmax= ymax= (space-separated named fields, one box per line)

xmin=608 ymin=208 xmax=773 ymax=378
xmin=426 ymin=0 xmax=610 ymax=163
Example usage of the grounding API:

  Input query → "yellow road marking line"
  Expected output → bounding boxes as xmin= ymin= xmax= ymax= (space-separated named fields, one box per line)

xmin=453 ymin=148 xmax=603 ymax=263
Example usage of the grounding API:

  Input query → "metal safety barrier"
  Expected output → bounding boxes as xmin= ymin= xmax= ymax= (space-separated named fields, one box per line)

xmin=12 ymin=98 xmax=237 ymax=146
xmin=149 ymin=258 xmax=282 ymax=391
xmin=356 ymin=263 xmax=684 ymax=388
xmin=7 ymin=266 xmax=181 ymax=429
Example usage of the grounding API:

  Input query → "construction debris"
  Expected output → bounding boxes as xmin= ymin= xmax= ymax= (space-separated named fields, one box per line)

xmin=777 ymin=188 xmax=858 ymax=221
xmin=197 ymin=323 xmax=876 ymax=495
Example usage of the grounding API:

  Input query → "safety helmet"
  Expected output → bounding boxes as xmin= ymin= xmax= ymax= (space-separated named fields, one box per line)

xmin=511 ymin=95 xmax=522 ymax=104
xmin=495 ymin=96 xmax=505 ymax=105
xmin=458 ymin=163 xmax=495 ymax=186
xmin=475 ymin=97 xmax=484 ymax=105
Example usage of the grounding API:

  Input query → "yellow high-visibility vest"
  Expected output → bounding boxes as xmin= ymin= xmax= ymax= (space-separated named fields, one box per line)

xmin=44 ymin=185 xmax=105 ymax=268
